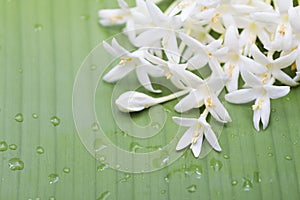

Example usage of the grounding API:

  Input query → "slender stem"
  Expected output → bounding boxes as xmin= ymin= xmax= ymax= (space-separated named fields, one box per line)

xmin=153 ymin=89 xmax=190 ymax=105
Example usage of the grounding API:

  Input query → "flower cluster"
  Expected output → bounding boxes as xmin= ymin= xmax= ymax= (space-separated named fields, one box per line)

xmin=99 ymin=0 xmax=300 ymax=157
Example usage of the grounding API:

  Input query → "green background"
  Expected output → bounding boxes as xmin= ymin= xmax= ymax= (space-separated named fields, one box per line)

xmin=1 ymin=0 xmax=300 ymax=199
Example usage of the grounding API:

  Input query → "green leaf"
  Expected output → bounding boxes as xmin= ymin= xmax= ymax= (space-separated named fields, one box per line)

xmin=1 ymin=0 xmax=300 ymax=199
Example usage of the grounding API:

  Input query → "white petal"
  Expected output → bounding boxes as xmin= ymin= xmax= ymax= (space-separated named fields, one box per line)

xmin=176 ymin=127 xmax=194 ymax=150
xmin=117 ymin=0 xmax=128 ymax=9
xmin=188 ymin=54 xmax=208 ymax=70
xmin=225 ymin=89 xmax=257 ymax=104
xmin=178 ymin=32 xmax=206 ymax=52
xmin=172 ymin=117 xmax=198 ymax=127
xmin=253 ymin=106 xmax=260 ymax=131
xmin=103 ymin=65 xmax=134 ymax=82
xmin=136 ymin=67 xmax=161 ymax=93
xmin=250 ymin=44 xmax=270 ymax=66
xmin=111 ymin=38 xmax=129 ymax=56
xmin=289 ymin=6 xmax=300 ymax=33
xmin=272 ymin=70 xmax=298 ymax=86
xmin=273 ymin=51 xmax=297 ymax=69
xmin=264 ymin=85 xmax=290 ymax=99
xmin=225 ymin=64 xmax=240 ymax=92
xmin=241 ymin=71 xmax=261 ymax=87
xmin=103 ymin=40 xmax=118 ymax=57
xmin=174 ymin=91 xmax=202 ymax=112
xmin=261 ymin=97 xmax=270 ymax=130
xmin=210 ymin=94 xmax=232 ymax=122
xmin=274 ymin=0 xmax=292 ymax=13
xmin=204 ymin=126 xmax=221 ymax=152
xmin=146 ymin=0 xmax=166 ymax=24
xmin=135 ymin=29 xmax=166 ymax=47
xmin=224 ymin=25 xmax=239 ymax=51
xmin=163 ymin=33 xmax=180 ymax=63
xmin=191 ymin=134 xmax=203 ymax=158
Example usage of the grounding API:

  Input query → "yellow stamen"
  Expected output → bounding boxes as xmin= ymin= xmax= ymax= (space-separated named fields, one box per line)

xmin=119 ymin=57 xmax=132 ymax=65
xmin=228 ymin=65 xmax=234 ymax=78
xmin=208 ymin=52 xmax=213 ymax=58
xmin=212 ymin=13 xmax=220 ymax=23
xmin=199 ymin=6 xmax=207 ymax=12
xmin=291 ymin=62 xmax=297 ymax=71
xmin=278 ymin=24 xmax=286 ymax=36
xmin=205 ymin=97 xmax=215 ymax=108
xmin=191 ymin=132 xmax=200 ymax=144
xmin=109 ymin=15 xmax=123 ymax=24
xmin=252 ymin=99 xmax=264 ymax=110
xmin=166 ymin=72 xmax=173 ymax=79
xmin=261 ymin=73 xmax=268 ymax=84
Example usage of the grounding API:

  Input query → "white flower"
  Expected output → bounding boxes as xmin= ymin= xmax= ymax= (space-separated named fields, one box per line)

xmin=175 ymin=75 xmax=231 ymax=123
xmin=116 ymin=90 xmax=190 ymax=112
xmin=173 ymin=112 xmax=221 ymax=158
xmin=225 ymin=71 xmax=290 ymax=131
xmin=103 ymin=38 xmax=164 ymax=93
xmin=251 ymin=44 xmax=298 ymax=86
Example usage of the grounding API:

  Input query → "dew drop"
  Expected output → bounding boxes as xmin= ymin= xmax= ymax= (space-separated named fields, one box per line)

xmin=18 ymin=68 xmax=23 ymax=74
xmin=286 ymin=97 xmax=290 ymax=101
xmin=285 ymin=155 xmax=293 ymax=160
xmin=186 ymin=184 xmax=197 ymax=193
xmin=50 ymin=116 xmax=60 ymax=126
xmin=34 ymin=24 xmax=43 ymax=32
xmin=118 ymin=173 xmax=131 ymax=183
xmin=223 ymin=154 xmax=230 ymax=159
xmin=48 ymin=173 xmax=59 ymax=184
xmin=93 ymin=139 xmax=107 ymax=152
xmin=129 ymin=142 xmax=143 ymax=152
xmin=91 ymin=122 xmax=100 ymax=131
xmin=151 ymin=122 xmax=161 ymax=130
xmin=49 ymin=197 xmax=56 ymax=200
xmin=267 ymin=152 xmax=273 ymax=157
xmin=253 ymin=171 xmax=262 ymax=183
xmin=210 ymin=158 xmax=223 ymax=171
xmin=97 ymin=163 xmax=109 ymax=172
xmin=63 ymin=167 xmax=71 ymax=174
xmin=32 ymin=113 xmax=39 ymax=119
xmin=8 ymin=158 xmax=24 ymax=171
xmin=80 ymin=15 xmax=89 ymax=20
xmin=9 ymin=144 xmax=17 ymax=150
xmin=242 ymin=178 xmax=253 ymax=191
xmin=160 ymin=189 xmax=167 ymax=194
xmin=231 ymin=180 xmax=238 ymax=186
xmin=90 ymin=65 xmax=97 ymax=71
xmin=36 ymin=146 xmax=45 ymax=154
xmin=15 ymin=113 xmax=24 ymax=122
xmin=115 ymin=164 xmax=121 ymax=169
xmin=97 ymin=191 xmax=111 ymax=200
xmin=0 ymin=141 xmax=8 ymax=151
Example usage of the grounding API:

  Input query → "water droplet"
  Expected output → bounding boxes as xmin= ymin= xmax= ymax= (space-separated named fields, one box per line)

xmin=18 ymin=68 xmax=23 ymax=74
xmin=91 ymin=122 xmax=100 ymax=131
xmin=97 ymin=163 xmax=109 ymax=172
xmin=48 ymin=173 xmax=59 ymax=184
xmin=184 ymin=164 xmax=202 ymax=179
xmin=242 ymin=178 xmax=253 ymax=191
xmin=275 ymin=118 xmax=279 ymax=121
xmin=129 ymin=142 xmax=143 ymax=152
xmin=36 ymin=146 xmax=45 ymax=154
xmin=15 ymin=113 xmax=24 ymax=122
xmin=34 ymin=24 xmax=43 ymax=32
xmin=267 ymin=152 xmax=273 ymax=157
xmin=115 ymin=164 xmax=121 ymax=169
xmin=285 ymin=155 xmax=293 ymax=160
xmin=115 ymin=130 xmax=128 ymax=137
xmin=158 ymin=189 xmax=165 ymax=195
xmin=93 ymin=139 xmax=107 ymax=152
xmin=97 ymin=191 xmax=111 ymax=200
xmin=286 ymin=97 xmax=290 ymax=101
xmin=9 ymin=144 xmax=17 ymax=150
xmin=0 ymin=141 xmax=8 ymax=151
xmin=223 ymin=154 xmax=230 ymax=159
xmin=231 ymin=180 xmax=238 ymax=186
xmin=63 ymin=167 xmax=71 ymax=174
xmin=164 ymin=108 xmax=171 ymax=113
xmin=186 ymin=184 xmax=197 ymax=193
xmin=118 ymin=173 xmax=131 ymax=183
xmin=80 ymin=15 xmax=89 ymax=20
xmin=253 ymin=171 xmax=262 ymax=183
xmin=151 ymin=122 xmax=161 ymax=130
xmin=90 ymin=65 xmax=97 ymax=71
xmin=267 ymin=146 xmax=272 ymax=150
xmin=50 ymin=116 xmax=60 ymax=126
xmin=32 ymin=113 xmax=39 ymax=119
xmin=99 ymin=156 xmax=106 ymax=162
xmin=8 ymin=158 xmax=24 ymax=171
xmin=49 ymin=197 xmax=56 ymax=200
xmin=210 ymin=158 xmax=223 ymax=171
xmin=271 ymin=108 xmax=276 ymax=112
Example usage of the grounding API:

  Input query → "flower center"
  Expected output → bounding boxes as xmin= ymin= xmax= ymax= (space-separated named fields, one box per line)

xmin=119 ymin=57 xmax=132 ymax=65
xmin=212 ymin=13 xmax=221 ymax=23
xmin=261 ymin=73 xmax=268 ymax=84
xmin=205 ymin=97 xmax=215 ymax=108
xmin=252 ymin=99 xmax=264 ymax=110
xmin=278 ymin=24 xmax=286 ymax=36
xmin=165 ymin=71 xmax=173 ymax=79
xmin=191 ymin=131 xmax=200 ymax=145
